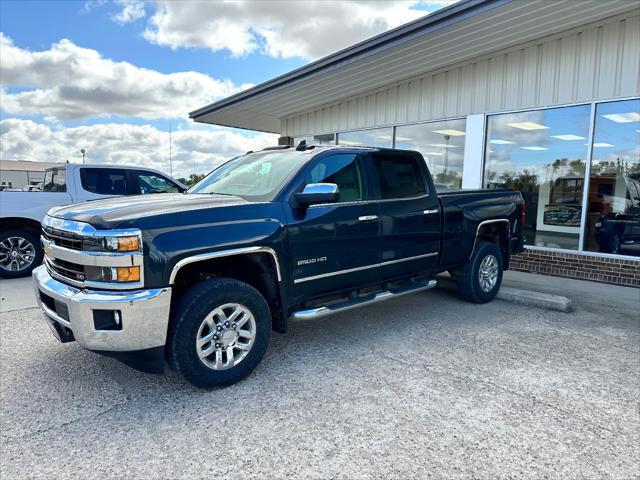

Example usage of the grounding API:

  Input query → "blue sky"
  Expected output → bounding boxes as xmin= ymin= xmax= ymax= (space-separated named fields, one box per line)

xmin=0 ymin=0 xmax=454 ymax=175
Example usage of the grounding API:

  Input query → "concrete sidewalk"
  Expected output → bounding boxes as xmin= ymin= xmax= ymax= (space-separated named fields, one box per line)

xmin=502 ymin=270 xmax=639 ymax=317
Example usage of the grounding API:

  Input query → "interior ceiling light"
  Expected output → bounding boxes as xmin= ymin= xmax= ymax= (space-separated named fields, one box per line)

xmin=424 ymin=152 xmax=444 ymax=156
xmin=507 ymin=121 xmax=549 ymax=131
xmin=432 ymin=129 xmax=465 ymax=136
xmin=591 ymin=142 xmax=614 ymax=147
xmin=601 ymin=112 xmax=640 ymax=123
xmin=490 ymin=139 xmax=516 ymax=145
xmin=428 ymin=143 xmax=459 ymax=148
xmin=521 ymin=146 xmax=549 ymax=151
xmin=551 ymin=134 xmax=586 ymax=141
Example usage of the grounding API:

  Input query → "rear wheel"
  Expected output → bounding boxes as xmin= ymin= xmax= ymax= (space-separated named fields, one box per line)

xmin=456 ymin=240 xmax=503 ymax=303
xmin=0 ymin=229 xmax=42 ymax=278
xmin=167 ymin=278 xmax=271 ymax=389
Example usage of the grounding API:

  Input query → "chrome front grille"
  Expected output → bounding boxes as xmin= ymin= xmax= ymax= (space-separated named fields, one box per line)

xmin=41 ymin=215 xmax=144 ymax=290
xmin=42 ymin=225 xmax=84 ymax=251
xmin=46 ymin=257 xmax=86 ymax=282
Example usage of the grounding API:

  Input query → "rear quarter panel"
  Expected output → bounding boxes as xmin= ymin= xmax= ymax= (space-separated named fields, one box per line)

xmin=438 ymin=189 xmax=523 ymax=267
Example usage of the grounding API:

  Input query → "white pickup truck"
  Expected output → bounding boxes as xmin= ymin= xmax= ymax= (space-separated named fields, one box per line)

xmin=0 ymin=163 xmax=186 ymax=278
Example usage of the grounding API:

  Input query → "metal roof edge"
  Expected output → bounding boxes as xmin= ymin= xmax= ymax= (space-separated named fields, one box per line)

xmin=189 ymin=0 xmax=511 ymax=120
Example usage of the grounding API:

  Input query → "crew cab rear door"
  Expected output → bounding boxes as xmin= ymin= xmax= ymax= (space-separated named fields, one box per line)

xmin=285 ymin=152 xmax=380 ymax=302
xmin=366 ymin=151 xmax=441 ymax=280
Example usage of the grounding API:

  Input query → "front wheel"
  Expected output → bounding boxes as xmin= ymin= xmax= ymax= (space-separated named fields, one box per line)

xmin=456 ymin=240 xmax=503 ymax=303
xmin=0 ymin=229 xmax=43 ymax=279
xmin=167 ymin=278 xmax=271 ymax=389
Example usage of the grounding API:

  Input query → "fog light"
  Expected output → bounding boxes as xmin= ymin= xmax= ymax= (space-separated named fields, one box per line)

xmin=93 ymin=309 xmax=123 ymax=331
xmin=115 ymin=266 xmax=140 ymax=282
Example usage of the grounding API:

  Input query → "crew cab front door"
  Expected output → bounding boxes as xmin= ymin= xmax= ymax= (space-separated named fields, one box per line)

xmin=367 ymin=151 xmax=441 ymax=280
xmin=286 ymin=152 xmax=380 ymax=302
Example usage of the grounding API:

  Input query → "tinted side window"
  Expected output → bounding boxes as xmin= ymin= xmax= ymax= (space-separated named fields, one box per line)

xmin=42 ymin=168 xmax=66 ymax=192
xmin=372 ymin=154 xmax=426 ymax=199
xmin=305 ymin=154 xmax=364 ymax=203
xmin=135 ymin=171 xmax=180 ymax=194
xmin=81 ymin=168 xmax=128 ymax=195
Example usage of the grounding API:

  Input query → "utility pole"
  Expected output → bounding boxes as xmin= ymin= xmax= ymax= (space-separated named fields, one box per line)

xmin=80 ymin=149 xmax=86 ymax=164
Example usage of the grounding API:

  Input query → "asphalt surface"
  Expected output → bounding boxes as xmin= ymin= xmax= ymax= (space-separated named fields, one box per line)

xmin=1 ymin=286 xmax=639 ymax=479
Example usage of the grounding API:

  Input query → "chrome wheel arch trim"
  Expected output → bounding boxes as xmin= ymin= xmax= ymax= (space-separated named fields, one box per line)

xmin=469 ymin=219 xmax=510 ymax=260
xmin=169 ymin=246 xmax=282 ymax=284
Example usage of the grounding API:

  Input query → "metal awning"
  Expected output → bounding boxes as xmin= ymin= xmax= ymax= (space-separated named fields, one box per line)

xmin=190 ymin=0 xmax=638 ymax=133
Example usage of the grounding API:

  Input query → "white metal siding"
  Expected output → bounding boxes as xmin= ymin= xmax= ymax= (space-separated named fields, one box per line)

xmin=284 ymin=12 xmax=640 ymax=137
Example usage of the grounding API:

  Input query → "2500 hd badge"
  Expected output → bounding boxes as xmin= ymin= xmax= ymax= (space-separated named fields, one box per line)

xmin=34 ymin=145 xmax=524 ymax=388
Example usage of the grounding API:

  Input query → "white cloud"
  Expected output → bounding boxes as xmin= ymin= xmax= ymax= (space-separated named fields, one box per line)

xmin=0 ymin=33 xmax=251 ymax=121
xmin=112 ymin=0 xmax=146 ymax=24
xmin=143 ymin=1 xmax=457 ymax=60
xmin=0 ymin=118 xmax=278 ymax=178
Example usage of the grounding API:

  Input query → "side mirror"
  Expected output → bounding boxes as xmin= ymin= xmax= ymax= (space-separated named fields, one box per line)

xmin=294 ymin=183 xmax=339 ymax=207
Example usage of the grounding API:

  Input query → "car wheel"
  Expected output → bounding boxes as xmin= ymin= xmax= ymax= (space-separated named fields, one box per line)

xmin=167 ymin=278 xmax=271 ymax=389
xmin=456 ymin=240 xmax=503 ymax=303
xmin=0 ymin=229 xmax=43 ymax=279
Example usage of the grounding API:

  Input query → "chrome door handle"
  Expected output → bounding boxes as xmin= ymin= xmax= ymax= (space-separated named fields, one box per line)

xmin=423 ymin=209 xmax=439 ymax=215
xmin=358 ymin=215 xmax=378 ymax=221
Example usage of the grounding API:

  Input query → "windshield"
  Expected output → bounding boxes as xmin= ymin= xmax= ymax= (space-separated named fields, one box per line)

xmin=189 ymin=150 xmax=309 ymax=201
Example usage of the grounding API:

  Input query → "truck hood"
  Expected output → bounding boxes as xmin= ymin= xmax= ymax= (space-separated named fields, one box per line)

xmin=48 ymin=193 xmax=254 ymax=228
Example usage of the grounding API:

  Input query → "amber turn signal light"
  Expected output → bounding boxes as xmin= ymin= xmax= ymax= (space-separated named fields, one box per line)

xmin=116 ymin=266 xmax=140 ymax=282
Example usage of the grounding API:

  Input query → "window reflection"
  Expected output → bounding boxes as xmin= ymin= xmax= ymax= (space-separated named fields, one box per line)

xmin=294 ymin=133 xmax=336 ymax=146
xmin=338 ymin=127 xmax=393 ymax=148
xmin=586 ymin=99 xmax=640 ymax=256
xmin=484 ymin=105 xmax=591 ymax=250
xmin=395 ymin=119 xmax=466 ymax=190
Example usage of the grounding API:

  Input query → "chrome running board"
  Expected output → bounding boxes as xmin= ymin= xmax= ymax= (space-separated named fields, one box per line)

xmin=291 ymin=279 xmax=437 ymax=321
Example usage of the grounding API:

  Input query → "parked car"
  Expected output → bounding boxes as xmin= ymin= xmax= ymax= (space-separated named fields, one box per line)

xmin=595 ymin=177 xmax=640 ymax=255
xmin=0 ymin=163 xmax=186 ymax=278
xmin=33 ymin=145 xmax=525 ymax=388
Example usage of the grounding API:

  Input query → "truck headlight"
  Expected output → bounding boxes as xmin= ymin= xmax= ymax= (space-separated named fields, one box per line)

xmin=85 ymin=266 xmax=141 ymax=283
xmin=103 ymin=236 xmax=141 ymax=252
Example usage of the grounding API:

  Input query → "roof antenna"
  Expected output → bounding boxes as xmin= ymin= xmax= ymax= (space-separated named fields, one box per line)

xmin=296 ymin=140 xmax=307 ymax=151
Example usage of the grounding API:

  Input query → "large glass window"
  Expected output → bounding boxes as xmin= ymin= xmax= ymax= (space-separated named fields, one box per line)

xmin=337 ymin=127 xmax=392 ymax=148
xmin=484 ymin=105 xmax=591 ymax=250
xmin=294 ymin=133 xmax=336 ymax=146
xmin=585 ymin=99 xmax=640 ymax=256
xmin=395 ymin=119 xmax=466 ymax=190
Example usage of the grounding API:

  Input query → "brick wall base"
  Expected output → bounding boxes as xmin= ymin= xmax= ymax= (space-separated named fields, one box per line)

xmin=510 ymin=249 xmax=640 ymax=288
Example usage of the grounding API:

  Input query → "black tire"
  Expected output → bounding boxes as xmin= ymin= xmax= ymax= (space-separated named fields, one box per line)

xmin=456 ymin=240 xmax=503 ymax=303
xmin=0 ymin=228 xmax=43 ymax=279
xmin=167 ymin=278 xmax=271 ymax=389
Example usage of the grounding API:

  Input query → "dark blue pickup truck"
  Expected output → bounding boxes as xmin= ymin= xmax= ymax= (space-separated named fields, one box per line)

xmin=34 ymin=145 xmax=525 ymax=388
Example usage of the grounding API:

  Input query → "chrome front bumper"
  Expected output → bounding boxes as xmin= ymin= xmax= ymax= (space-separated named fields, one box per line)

xmin=33 ymin=266 xmax=172 ymax=353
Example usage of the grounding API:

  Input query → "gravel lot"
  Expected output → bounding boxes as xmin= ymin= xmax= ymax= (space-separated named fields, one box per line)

xmin=1 ymin=285 xmax=639 ymax=479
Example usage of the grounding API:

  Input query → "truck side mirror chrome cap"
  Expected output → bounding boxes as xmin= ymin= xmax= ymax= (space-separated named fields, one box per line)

xmin=294 ymin=183 xmax=339 ymax=207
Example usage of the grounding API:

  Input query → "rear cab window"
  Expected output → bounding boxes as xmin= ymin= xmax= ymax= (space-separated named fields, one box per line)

xmin=80 ymin=168 xmax=128 ymax=195
xmin=42 ymin=168 xmax=67 ymax=192
xmin=370 ymin=152 xmax=427 ymax=199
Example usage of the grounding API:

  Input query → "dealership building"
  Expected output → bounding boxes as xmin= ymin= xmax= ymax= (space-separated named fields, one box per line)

xmin=191 ymin=0 xmax=640 ymax=287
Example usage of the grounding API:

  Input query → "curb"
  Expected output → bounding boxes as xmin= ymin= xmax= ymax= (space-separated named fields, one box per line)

xmin=436 ymin=277 xmax=572 ymax=313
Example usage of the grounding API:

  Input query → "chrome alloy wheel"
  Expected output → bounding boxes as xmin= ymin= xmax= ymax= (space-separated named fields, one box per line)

xmin=0 ymin=236 xmax=35 ymax=272
xmin=478 ymin=254 xmax=499 ymax=292
xmin=195 ymin=303 xmax=256 ymax=370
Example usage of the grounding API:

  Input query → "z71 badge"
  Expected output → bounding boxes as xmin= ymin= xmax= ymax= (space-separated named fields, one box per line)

xmin=297 ymin=256 xmax=327 ymax=266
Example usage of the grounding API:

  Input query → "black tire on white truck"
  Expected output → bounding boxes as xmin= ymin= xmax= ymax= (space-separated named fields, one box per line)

xmin=0 ymin=228 xmax=43 ymax=279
